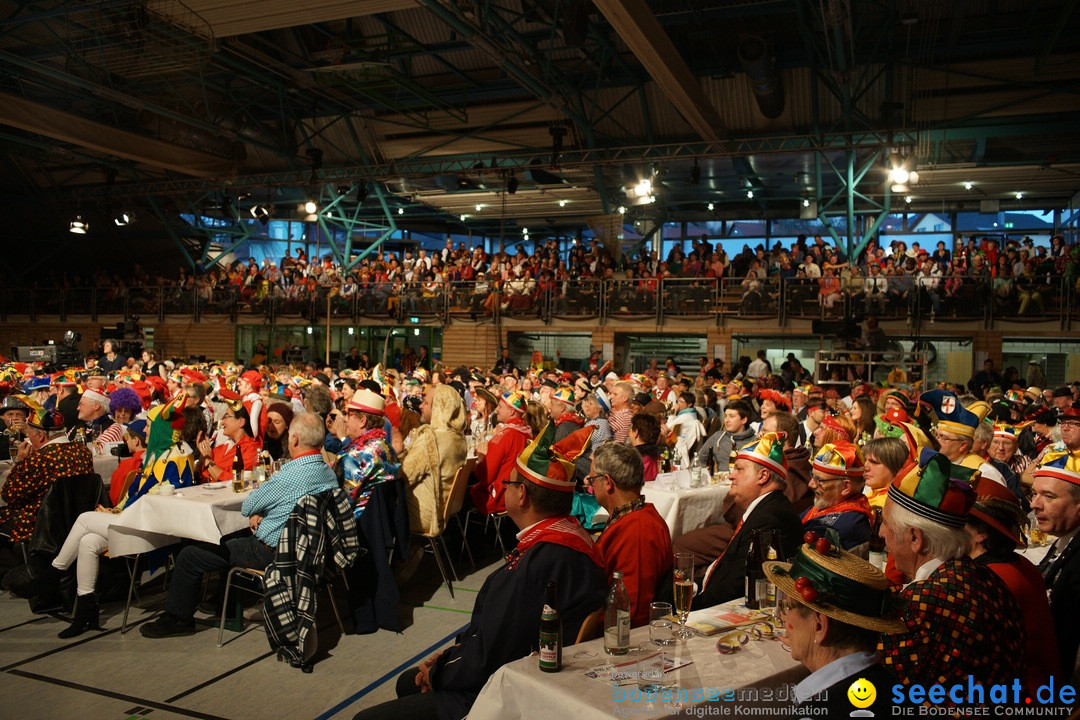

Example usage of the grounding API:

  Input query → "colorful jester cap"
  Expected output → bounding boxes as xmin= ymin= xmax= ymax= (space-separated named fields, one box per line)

xmin=812 ymin=441 xmax=865 ymax=477
xmin=873 ymin=407 xmax=910 ymax=439
xmin=28 ymin=407 xmax=65 ymax=432
xmin=992 ymin=422 xmax=1020 ymax=443
xmin=550 ymin=387 xmax=575 ymax=407
xmin=757 ymin=388 xmax=792 ymax=411
xmin=1033 ymin=449 xmax=1080 ymax=486
xmin=500 ymin=390 xmax=528 ymax=415
xmin=218 ymin=388 xmax=244 ymax=413
xmin=22 ymin=375 xmax=50 ymax=393
xmin=413 ymin=367 xmax=429 ymax=384
xmin=920 ymin=389 xmax=988 ymax=438
xmin=890 ymin=447 xmax=978 ymax=528
xmin=736 ymin=431 xmax=788 ymax=479
xmin=515 ymin=423 xmax=594 ymax=492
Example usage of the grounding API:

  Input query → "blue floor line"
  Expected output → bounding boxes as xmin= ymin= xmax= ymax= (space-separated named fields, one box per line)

xmin=312 ymin=624 xmax=468 ymax=720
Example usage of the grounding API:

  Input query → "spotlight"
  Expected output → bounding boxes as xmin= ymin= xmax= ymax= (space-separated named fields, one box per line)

xmin=69 ymin=215 xmax=88 ymax=234
xmin=888 ymin=167 xmax=909 ymax=185
xmin=304 ymin=200 xmax=318 ymax=214
xmin=746 ymin=189 xmax=754 ymax=199
xmin=617 ymin=206 xmax=626 ymax=214
xmin=249 ymin=205 xmax=270 ymax=224
xmin=460 ymin=214 xmax=468 ymax=221
xmin=522 ymin=228 xmax=529 ymax=234
xmin=707 ymin=203 xmax=715 ymax=211
xmin=558 ymin=199 xmax=567 ymax=207
xmin=475 ymin=204 xmax=484 ymax=212
xmin=507 ymin=175 xmax=519 ymax=194
xmin=524 ymin=234 xmax=530 ymax=241
xmin=633 ymin=179 xmax=652 ymax=197
xmin=398 ymin=207 xmax=404 ymax=215
xmin=113 ymin=211 xmax=133 ymax=227
xmin=802 ymin=198 xmax=810 ymax=207
xmin=1015 ymin=192 xmax=1024 ymax=200
xmin=964 ymin=181 xmax=973 ymax=191
xmin=905 ymin=195 xmax=913 ymax=204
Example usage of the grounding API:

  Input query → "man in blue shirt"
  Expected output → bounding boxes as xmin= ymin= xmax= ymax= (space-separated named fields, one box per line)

xmin=141 ymin=412 xmax=339 ymax=638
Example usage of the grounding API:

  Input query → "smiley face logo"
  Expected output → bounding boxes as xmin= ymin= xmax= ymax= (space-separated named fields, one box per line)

xmin=847 ymin=677 xmax=876 ymax=709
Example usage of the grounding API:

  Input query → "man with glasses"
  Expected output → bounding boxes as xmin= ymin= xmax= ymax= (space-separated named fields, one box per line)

xmin=354 ymin=424 xmax=606 ymax=720
xmin=921 ymin=389 xmax=990 ymax=471
xmin=801 ymin=441 xmax=873 ymax=556
xmin=590 ymin=443 xmax=672 ymax=627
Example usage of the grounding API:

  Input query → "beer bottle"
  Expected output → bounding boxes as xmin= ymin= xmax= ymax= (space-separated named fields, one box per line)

xmin=538 ymin=580 xmax=561 ymax=672
xmin=232 ymin=445 xmax=245 ymax=493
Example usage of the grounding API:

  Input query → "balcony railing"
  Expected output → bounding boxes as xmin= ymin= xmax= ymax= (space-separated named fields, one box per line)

xmin=2 ymin=274 xmax=1075 ymax=326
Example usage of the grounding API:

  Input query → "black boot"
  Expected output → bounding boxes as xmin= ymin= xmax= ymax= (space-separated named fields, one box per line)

xmin=58 ymin=594 xmax=101 ymax=639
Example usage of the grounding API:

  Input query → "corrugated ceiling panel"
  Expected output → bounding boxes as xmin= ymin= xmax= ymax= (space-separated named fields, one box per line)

xmin=149 ymin=0 xmax=418 ymax=38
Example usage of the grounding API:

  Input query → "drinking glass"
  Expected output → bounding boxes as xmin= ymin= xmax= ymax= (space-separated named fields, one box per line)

xmin=672 ymin=552 xmax=695 ymax=639
xmin=636 ymin=652 xmax=672 ymax=693
xmin=649 ymin=602 xmax=674 ymax=647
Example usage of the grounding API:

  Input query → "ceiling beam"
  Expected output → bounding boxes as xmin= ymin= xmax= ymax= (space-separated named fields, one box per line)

xmin=591 ymin=0 xmax=725 ymax=142
xmin=0 ymin=92 xmax=235 ymax=177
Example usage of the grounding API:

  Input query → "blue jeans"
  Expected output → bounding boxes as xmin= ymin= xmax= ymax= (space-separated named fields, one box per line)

xmin=165 ymin=535 xmax=274 ymax=621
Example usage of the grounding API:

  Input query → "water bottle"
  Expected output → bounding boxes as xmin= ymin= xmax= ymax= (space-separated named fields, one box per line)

xmin=604 ymin=571 xmax=631 ymax=655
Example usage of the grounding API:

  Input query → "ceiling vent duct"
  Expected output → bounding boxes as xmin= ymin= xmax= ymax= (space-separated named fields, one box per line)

xmin=737 ymin=35 xmax=785 ymax=119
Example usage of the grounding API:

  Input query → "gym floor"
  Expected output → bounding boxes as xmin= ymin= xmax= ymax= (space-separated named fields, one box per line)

xmin=0 ymin=538 xmax=504 ymax=720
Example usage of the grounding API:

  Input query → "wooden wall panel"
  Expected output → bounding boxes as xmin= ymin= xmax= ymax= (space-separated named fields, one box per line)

xmin=440 ymin=324 xmax=499 ymax=369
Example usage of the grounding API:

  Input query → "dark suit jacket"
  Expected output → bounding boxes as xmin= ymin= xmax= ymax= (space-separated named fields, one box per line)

xmin=1044 ymin=534 xmax=1080 ymax=678
xmin=692 ymin=490 xmax=803 ymax=609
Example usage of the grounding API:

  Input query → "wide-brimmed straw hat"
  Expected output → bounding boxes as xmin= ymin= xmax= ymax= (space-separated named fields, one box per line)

xmin=764 ymin=541 xmax=906 ymax=634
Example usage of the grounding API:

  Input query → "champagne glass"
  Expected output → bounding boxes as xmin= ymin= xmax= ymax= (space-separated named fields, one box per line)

xmin=672 ymin=552 xmax=695 ymax=639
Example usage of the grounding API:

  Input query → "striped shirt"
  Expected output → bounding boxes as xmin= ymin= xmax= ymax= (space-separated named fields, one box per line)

xmin=609 ymin=408 xmax=634 ymax=443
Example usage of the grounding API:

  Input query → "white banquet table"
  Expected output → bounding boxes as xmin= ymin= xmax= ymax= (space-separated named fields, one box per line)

xmin=468 ymin=621 xmax=805 ymax=720
xmin=641 ymin=482 xmax=729 ymax=538
xmin=107 ymin=485 xmax=251 ymax=556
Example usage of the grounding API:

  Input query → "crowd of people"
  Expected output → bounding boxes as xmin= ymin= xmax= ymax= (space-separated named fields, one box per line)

xmin=16 ymin=233 xmax=1080 ymax=319
xmin=0 ymin=343 xmax=1079 ymax=716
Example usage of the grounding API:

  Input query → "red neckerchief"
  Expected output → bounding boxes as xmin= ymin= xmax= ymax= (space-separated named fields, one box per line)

xmin=801 ymin=493 xmax=874 ymax=523
xmin=506 ymin=515 xmax=603 ymax=570
xmin=291 ymin=449 xmax=322 ymax=460
xmin=555 ymin=413 xmax=584 ymax=428
xmin=347 ymin=427 xmax=385 ymax=450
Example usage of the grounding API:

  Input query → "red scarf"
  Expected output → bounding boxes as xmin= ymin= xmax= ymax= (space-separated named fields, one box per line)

xmin=801 ymin=493 xmax=874 ymax=523
xmin=497 ymin=416 xmax=533 ymax=438
xmin=555 ymin=413 xmax=584 ymax=428
xmin=507 ymin=515 xmax=603 ymax=570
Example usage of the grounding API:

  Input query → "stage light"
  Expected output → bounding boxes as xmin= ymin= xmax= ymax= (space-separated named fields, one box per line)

xmin=69 ymin=215 xmax=88 ymax=234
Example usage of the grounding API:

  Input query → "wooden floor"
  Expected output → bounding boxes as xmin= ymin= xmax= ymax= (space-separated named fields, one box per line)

xmin=0 ymin=541 xmax=504 ymax=720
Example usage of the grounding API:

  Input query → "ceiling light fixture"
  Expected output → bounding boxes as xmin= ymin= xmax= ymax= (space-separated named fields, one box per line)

xmin=746 ymin=189 xmax=754 ymax=199
xmin=707 ymin=202 xmax=715 ymax=211
xmin=964 ymin=181 xmax=973 ymax=190
xmin=304 ymin=200 xmax=318 ymax=214
xmin=558 ymin=199 xmax=567 ymax=207
xmin=113 ymin=211 xmax=133 ymax=227
xmin=475 ymin=204 xmax=484 ymax=212
xmin=802 ymin=198 xmax=810 ymax=207
xmin=905 ymin=195 xmax=913 ymax=204
xmin=397 ymin=207 xmax=404 ymax=215
xmin=1015 ymin=192 xmax=1024 ymax=199
xmin=69 ymin=215 xmax=88 ymax=234
xmin=617 ymin=206 xmax=626 ymax=214
xmin=633 ymin=179 xmax=652 ymax=198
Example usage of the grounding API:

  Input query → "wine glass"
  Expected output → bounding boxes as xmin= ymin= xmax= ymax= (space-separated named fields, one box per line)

xmin=672 ymin=552 xmax=695 ymax=639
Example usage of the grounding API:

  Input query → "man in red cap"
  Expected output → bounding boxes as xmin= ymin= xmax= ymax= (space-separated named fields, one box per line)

xmin=353 ymin=425 xmax=606 ymax=720
xmin=238 ymin=369 xmax=265 ymax=442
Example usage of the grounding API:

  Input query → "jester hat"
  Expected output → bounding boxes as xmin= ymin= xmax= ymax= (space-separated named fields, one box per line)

xmin=500 ymin=390 xmax=528 ymax=415
xmin=812 ymin=441 xmax=865 ymax=478
xmin=736 ymin=431 xmax=788 ymax=479
xmin=757 ymin=388 xmax=792 ymax=411
xmin=920 ymin=389 xmax=989 ymax=439
xmin=890 ymin=446 xmax=978 ymax=529
xmin=1033 ymin=449 xmax=1080 ymax=486
xmin=515 ymin=423 xmax=594 ymax=492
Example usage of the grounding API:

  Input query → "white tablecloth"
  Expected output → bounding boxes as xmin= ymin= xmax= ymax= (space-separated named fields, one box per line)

xmin=92 ymin=452 xmax=121 ymax=486
xmin=641 ymin=482 xmax=729 ymax=538
xmin=469 ymin=621 xmax=805 ymax=720
xmin=107 ymin=485 xmax=250 ymax=556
